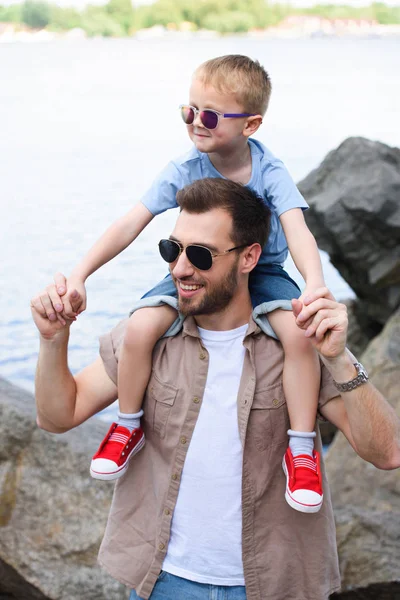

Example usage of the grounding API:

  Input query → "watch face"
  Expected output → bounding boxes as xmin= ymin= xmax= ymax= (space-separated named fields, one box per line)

xmin=356 ymin=363 xmax=368 ymax=379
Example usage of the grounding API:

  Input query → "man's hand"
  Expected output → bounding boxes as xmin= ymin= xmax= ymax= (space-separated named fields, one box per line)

xmin=30 ymin=274 xmax=82 ymax=340
xmin=292 ymin=287 xmax=348 ymax=359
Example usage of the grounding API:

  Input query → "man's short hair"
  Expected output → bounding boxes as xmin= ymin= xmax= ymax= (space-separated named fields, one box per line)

xmin=194 ymin=54 xmax=272 ymax=116
xmin=176 ymin=178 xmax=270 ymax=250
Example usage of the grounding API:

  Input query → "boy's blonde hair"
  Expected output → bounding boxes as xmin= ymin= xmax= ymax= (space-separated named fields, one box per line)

xmin=194 ymin=54 xmax=271 ymax=116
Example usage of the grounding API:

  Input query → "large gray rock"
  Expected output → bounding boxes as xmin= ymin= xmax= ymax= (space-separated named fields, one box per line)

xmin=325 ymin=307 xmax=400 ymax=592
xmin=0 ymin=378 xmax=126 ymax=600
xmin=299 ymin=137 xmax=400 ymax=327
xmin=330 ymin=581 xmax=400 ymax=599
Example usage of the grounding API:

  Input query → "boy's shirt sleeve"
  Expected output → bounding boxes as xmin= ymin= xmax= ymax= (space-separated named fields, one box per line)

xmin=140 ymin=161 xmax=185 ymax=216
xmin=263 ymin=160 xmax=308 ymax=217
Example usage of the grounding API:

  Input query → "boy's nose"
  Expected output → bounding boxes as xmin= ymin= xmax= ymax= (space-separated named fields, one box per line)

xmin=192 ymin=111 xmax=204 ymax=128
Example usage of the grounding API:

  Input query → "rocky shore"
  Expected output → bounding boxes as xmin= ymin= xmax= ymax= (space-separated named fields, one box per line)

xmin=0 ymin=137 xmax=399 ymax=599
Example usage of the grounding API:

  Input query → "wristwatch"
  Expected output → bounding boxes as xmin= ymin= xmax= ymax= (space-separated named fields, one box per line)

xmin=333 ymin=362 xmax=369 ymax=392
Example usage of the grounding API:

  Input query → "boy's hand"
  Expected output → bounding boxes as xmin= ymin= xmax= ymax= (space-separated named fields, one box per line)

xmin=298 ymin=282 xmax=325 ymax=304
xmin=292 ymin=287 xmax=348 ymax=359
xmin=54 ymin=272 xmax=87 ymax=318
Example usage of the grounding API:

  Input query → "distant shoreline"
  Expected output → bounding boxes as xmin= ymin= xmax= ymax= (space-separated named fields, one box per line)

xmin=1 ymin=22 xmax=400 ymax=43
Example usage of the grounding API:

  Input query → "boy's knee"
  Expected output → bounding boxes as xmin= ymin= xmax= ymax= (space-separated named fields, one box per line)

xmin=124 ymin=309 xmax=155 ymax=347
xmin=124 ymin=305 xmax=175 ymax=349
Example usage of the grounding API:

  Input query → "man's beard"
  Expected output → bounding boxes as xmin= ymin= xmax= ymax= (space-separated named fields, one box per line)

xmin=177 ymin=257 xmax=240 ymax=317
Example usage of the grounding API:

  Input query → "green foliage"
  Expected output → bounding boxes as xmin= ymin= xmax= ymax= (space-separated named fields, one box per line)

xmin=371 ymin=1 xmax=400 ymax=23
xmin=105 ymin=0 xmax=134 ymax=33
xmin=81 ymin=5 xmax=124 ymax=36
xmin=132 ymin=0 xmax=184 ymax=29
xmin=49 ymin=5 xmax=81 ymax=30
xmin=301 ymin=1 xmax=400 ymax=22
xmin=202 ymin=10 xmax=256 ymax=32
xmin=0 ymin=3 xmax=22 ymax=22
xmin=21 ymin=0 xmax=50 ymax=28
xmin=2 ymin=0 xmax=400 ymax=35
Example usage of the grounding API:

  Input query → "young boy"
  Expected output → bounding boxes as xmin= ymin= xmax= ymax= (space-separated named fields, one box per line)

xmin=56 ymin=55 xmax=326 ymax=513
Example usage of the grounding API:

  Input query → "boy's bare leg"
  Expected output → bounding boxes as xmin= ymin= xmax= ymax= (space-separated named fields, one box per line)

xmin=117 ymin=305 xmax=177 ymax=417
xmin=268 ymin=308 xmax=323 ymax=513
xmin=90 ymin=304 xmax=177 ymax=481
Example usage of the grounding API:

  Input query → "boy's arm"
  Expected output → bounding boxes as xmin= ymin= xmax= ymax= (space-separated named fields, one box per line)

xmin=31 ymin=283 xmax=118 ymax=432
xmin=61 ymin=202 xmax=154 ymax=316
xmin=279 ymin=208 xmax=325 ymax=294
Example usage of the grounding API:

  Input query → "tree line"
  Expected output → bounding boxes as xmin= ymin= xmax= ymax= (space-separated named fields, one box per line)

xmin=1 ymin=0 xmax=399 ymax=37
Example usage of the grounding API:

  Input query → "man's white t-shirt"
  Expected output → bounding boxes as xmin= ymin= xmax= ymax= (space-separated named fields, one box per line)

xmin=162 ymin=324 xmax=247 ymax=585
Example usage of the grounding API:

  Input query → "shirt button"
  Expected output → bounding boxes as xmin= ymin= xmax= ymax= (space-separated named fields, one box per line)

xmin=164 ymin=508 xmax=171 ymax=516
xmin=180 ymin=436 xmax=187 ymax=444
xmin=272 ymin=398 xmax=279 ymax=406
xmin=193 ymin=396 xmax=200 ymax=404
xmin=199 ymin=353 xmax=206 ymax=360
xmin=159 ymin=542 xmax=165 ymax=551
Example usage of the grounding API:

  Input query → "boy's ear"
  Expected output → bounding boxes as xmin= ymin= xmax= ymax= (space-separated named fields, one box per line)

xmin=243 ymin=115 xmax=263 ymax=138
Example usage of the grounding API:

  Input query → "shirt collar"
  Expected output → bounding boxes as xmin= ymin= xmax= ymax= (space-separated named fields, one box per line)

xmin=182 ymin=316 xmax=261 ymax=339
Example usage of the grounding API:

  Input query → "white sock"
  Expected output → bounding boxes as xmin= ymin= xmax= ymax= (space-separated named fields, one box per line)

xmin=117 ymin=410 xmax=143 ymax=432
xmin=288 ymin=429 xmax=316 ymax=458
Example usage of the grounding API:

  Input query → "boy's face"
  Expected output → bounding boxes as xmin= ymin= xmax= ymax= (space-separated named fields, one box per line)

xmin=186 ymin=77 xmax=252 ymax=154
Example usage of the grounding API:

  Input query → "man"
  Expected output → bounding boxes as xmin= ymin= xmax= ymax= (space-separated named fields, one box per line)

xmin=31 ymin=178 xmax=400 ymax=600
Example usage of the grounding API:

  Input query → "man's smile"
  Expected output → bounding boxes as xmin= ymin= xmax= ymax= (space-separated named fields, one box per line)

xmin=177 ymin=280 xmax=204 ymax=298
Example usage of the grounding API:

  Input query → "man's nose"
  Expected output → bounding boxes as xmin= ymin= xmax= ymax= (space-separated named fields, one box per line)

xmin=171 ymin=249 xmax=195 ymax=279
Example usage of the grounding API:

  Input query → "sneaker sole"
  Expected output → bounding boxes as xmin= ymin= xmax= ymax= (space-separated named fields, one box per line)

xmin=90 ymin=434 xmax=146 ymax=481
xmin=282 ymin=457 xmax=323 ymax=514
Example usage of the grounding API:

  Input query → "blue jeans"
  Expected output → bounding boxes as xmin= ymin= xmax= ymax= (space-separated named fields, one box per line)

xmin=129 ymin=571 xmax=247 ymax=600
xmin=141 ymin=263 xmax=300 ymax=308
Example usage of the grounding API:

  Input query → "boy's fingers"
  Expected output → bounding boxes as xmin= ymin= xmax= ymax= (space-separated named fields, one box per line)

xmin=54 ymin=272 xmax=67 ymax=296
xmin=69 ymin=289 xmax=84 ymax=314
xmin=302 ymin=287 xmax=335 ymax=306
xmin=61 ymin=296 xmax=75 ymax=318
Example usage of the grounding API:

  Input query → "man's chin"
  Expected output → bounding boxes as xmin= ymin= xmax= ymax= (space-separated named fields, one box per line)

xmin=178 ymin=297 xmax=199 ymax=317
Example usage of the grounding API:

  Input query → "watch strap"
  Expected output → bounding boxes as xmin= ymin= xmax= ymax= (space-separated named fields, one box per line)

xmin=333 ymin=362 xmax=369 ymax=392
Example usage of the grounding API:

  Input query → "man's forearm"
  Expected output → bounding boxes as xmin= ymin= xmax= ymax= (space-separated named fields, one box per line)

xmin=322 ymin=350 xmax=400 ymax=469
xmin=35 ymin=328 xmax=78 ymax=431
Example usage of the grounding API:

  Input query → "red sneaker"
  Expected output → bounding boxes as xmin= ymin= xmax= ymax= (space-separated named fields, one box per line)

xmin=90 ymin=423 xmax=145 ymax=481
xmin=282 ymin=448 xmax=323 ymax=513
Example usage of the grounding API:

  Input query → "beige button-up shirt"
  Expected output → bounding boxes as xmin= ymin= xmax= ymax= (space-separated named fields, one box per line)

xmin=98 ymin=317 xmax=341 ymax=600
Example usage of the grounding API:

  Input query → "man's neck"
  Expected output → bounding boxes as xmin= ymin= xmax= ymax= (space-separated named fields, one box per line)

xmin=207 ymin=140 xmax=252 ymax=184
xmin=193 ymin=290 xmax=253 ymax=332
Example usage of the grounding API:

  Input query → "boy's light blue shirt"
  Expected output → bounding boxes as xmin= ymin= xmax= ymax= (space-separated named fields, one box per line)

xmin=141 ymin=139 xmax=308 ymax=266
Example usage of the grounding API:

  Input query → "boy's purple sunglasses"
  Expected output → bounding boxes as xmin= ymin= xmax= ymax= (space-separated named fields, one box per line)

xmin=179 ymin=104 xmax=256 ymax=130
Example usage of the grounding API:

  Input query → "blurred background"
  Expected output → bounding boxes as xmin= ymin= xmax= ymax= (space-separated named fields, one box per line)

xmin=0 ymin=0 xmax=399 ymax=420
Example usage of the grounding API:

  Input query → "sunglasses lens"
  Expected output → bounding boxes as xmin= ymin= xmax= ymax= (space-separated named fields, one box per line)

xmin=186 ymin=245 xmax=213 ymax=270
xmin=200 ymin=110 xmax=218 ymax=130
xmin=180 ymin=105 xmax=194 ymax=125
xmin=159 ymin=239 xmax=180 ymax=263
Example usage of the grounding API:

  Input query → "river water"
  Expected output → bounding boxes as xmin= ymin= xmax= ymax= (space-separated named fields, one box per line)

xmin=1 ymin=36 xmax=399 ymax=420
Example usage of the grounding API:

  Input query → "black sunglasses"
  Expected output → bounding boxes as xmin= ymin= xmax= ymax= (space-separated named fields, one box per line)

xmin=159 ymin=239 xmax=247 ymax=271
